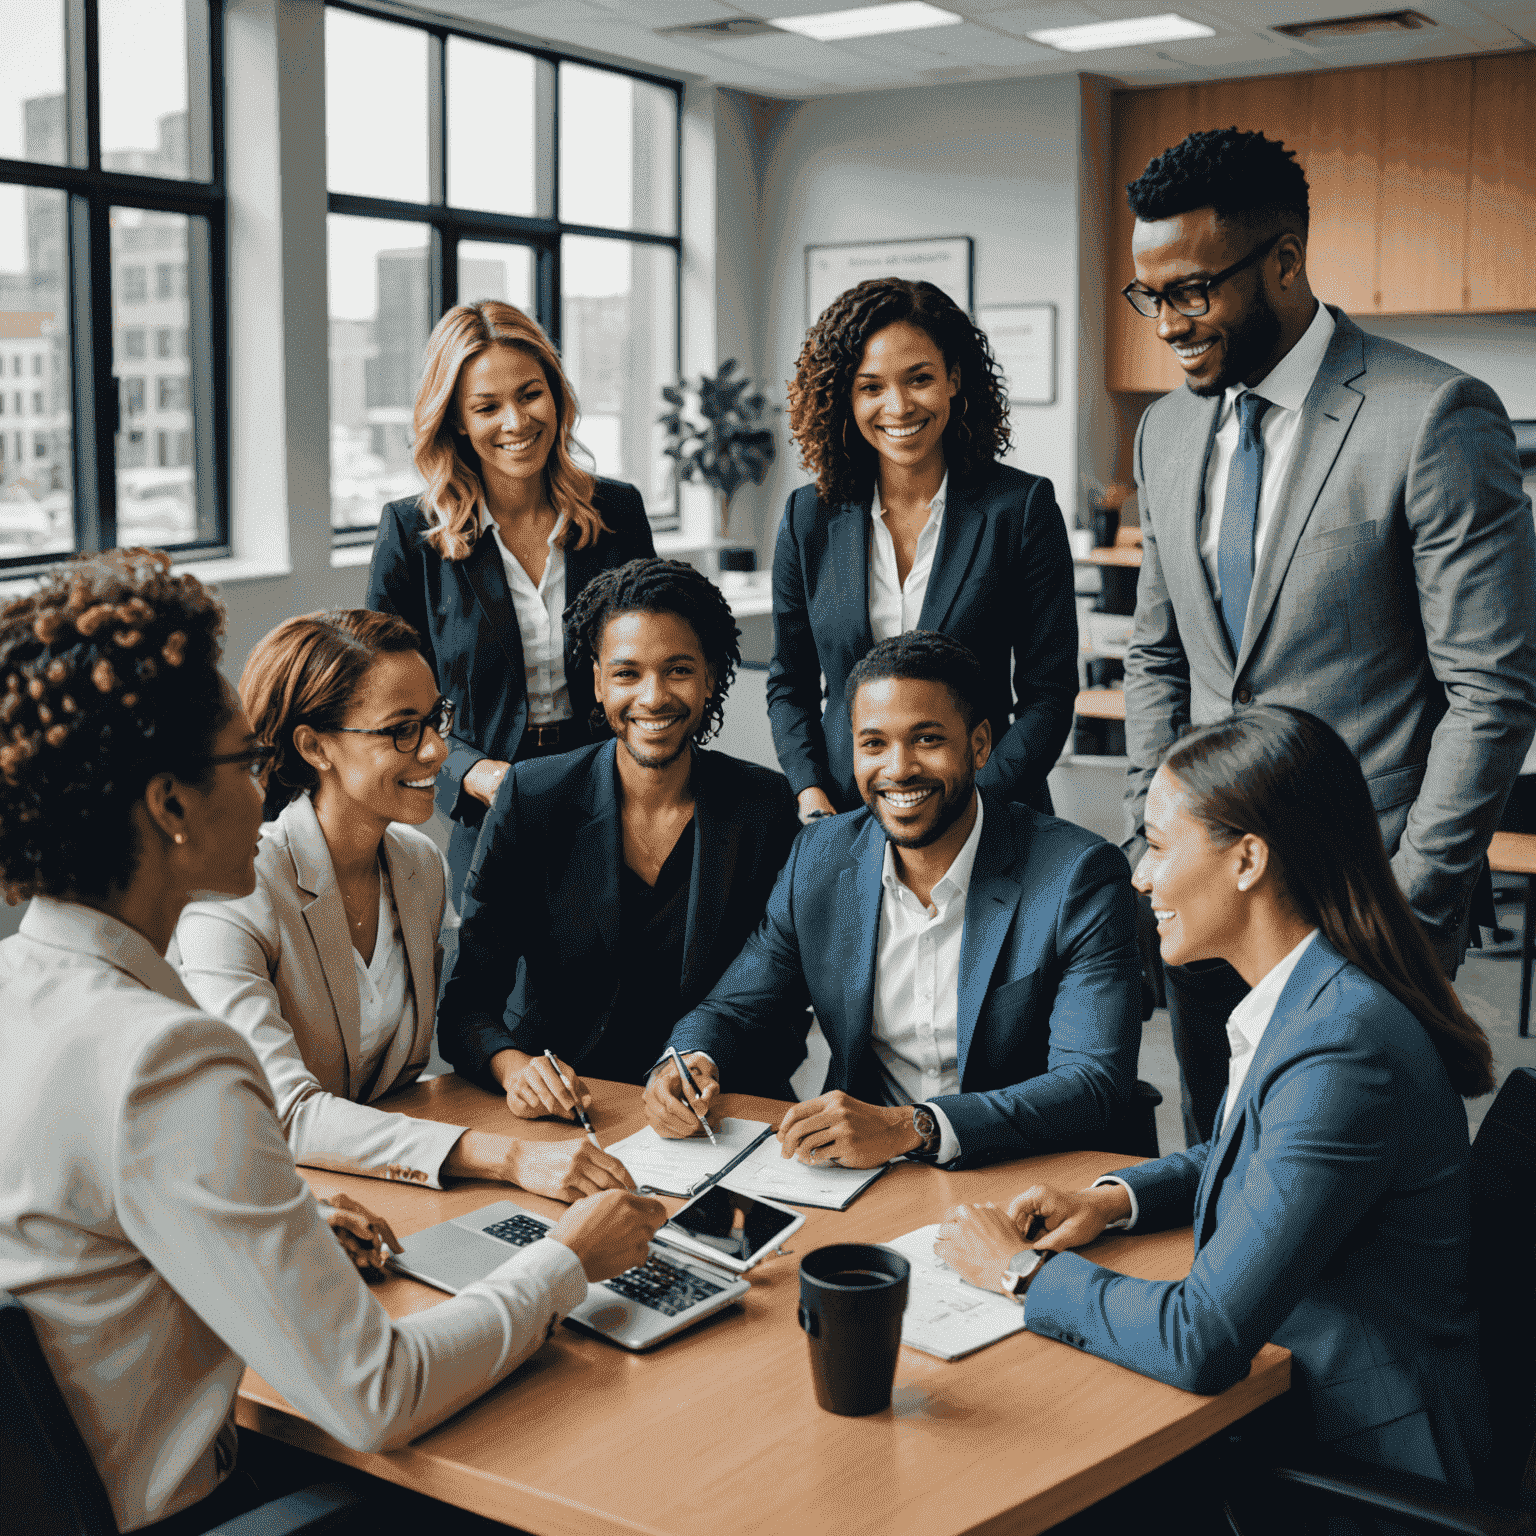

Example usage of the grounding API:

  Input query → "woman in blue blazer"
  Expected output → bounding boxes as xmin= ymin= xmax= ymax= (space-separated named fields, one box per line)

xmin=367 ymin=300 xmax=655 ymax=899
xmin=769 ymin=277 xmax=1077 ymax=821
xmin=937 ymin=706 xmax=1493 ymax=1495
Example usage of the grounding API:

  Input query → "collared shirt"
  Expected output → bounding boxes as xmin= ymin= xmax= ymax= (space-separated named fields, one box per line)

xmin=1199 ymin=302 xmax=1336 ymax=604
xmin=868 ymin=472 xmax=948 ymax=641
xmin=353 ymin=859 xmax=414 ymax=1092
xmin=480 ymin=504 xmax=571 ymax=724
xmin=870 ymin=791 xmax=984 ymax=1164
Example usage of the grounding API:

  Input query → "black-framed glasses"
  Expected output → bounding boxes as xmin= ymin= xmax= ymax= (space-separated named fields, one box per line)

xmin=1121 ymin=231 xmax=1286 ymax=319
xmin=331 ymin=697 xmax=456 ymax=754
xmin=205 ymin=745 xmax=280 ymax=783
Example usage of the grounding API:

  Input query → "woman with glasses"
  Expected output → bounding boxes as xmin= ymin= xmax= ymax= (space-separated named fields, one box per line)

xmin=0 ymin=554 xmax=665 ymax=1534
xmin=769 ymin=277 xmax=1077 ymax=823
xmin=175 ymin=608 xmax=638 ymax=1202
xmin=367 ymin=300 xmax=655 ymax=902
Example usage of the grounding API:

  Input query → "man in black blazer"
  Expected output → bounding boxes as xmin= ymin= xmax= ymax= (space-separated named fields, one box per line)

xmin=438 ymin=560 xmax=805 ymax=1120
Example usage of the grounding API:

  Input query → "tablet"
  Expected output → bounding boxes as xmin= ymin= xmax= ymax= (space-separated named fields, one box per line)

xmin=657 ymin=1182 xmax=806 ymax=1274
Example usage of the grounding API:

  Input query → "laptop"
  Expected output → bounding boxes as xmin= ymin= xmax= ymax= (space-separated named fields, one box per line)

xmin=388 ymin=1199 xmax=751 ymax=1352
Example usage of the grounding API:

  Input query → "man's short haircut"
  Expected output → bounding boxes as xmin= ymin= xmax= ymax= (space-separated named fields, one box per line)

xmin=846 ymin=630 xmax=984 ymax=731
xmin=1127 ymin=127 xmax=1310 ymax=239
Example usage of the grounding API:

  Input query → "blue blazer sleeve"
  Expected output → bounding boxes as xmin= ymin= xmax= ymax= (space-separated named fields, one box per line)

xmin=931 ymin=839 xmax=1140 ymax=1166
xmin=765 ymin=488 xmax=834 ymax=799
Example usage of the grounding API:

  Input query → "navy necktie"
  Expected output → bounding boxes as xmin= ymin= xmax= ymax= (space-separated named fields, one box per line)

xmin=1216 ymin=391 xmax=1271 ymax=658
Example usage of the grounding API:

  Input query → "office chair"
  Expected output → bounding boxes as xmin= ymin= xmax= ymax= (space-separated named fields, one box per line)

xmin=1 ymin=1291 xmax=369 ymax=1536
xmin=1230 ymin=1067 xmax=1536 ymax=1535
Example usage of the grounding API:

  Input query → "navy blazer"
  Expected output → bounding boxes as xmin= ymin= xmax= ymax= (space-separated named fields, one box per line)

xmin=1026 ymin=935 xmax=1489 ymax=1488
xmin=765 ymin=461 xmax=1078 ymax=812
xmin=365 ymin=483 xmax=655 ymax=893
xmin=438 ymin=741 xmax=805 ymax=1095
xmin=666 ymin=793 xmax=1141 ymax=1167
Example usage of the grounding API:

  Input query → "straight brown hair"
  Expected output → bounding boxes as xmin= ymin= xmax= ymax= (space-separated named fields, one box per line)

xmin=240 ymin=609 xmax=424 ymax=820
xmin=1163 ymin=706 xmax=1494 ymax=1098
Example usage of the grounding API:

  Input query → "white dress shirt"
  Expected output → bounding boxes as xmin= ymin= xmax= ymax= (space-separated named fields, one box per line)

xmin=870 ymin=791 xmax=983 ymax=1164
xmin=480 ymin=504 xmax=571 ymax=724
xmin=868 ymin=473 xmax=948 ymax=641
xmin=1096 ymin=928 xmax=1319 ymax=1230
xmin=1199 ymin=302 xmax=1336 ymax=604
xmin=0 ymin=897 xmax=586 ymax=1533
xmin=352 ymin=860 xmax=414 ymax=1091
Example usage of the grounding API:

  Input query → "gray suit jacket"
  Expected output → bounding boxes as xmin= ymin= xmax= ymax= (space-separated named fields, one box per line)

xmin=1125 ymin=306 xmax=1536 ymax=949
xmin=173 ymin=796 xmax=464 ymax=1187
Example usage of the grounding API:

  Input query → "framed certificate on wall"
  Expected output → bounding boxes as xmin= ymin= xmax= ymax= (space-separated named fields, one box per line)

xmin=805 ymin=237 xmax=974 ymax=324
xmin=978 ymin=303 xmax=1056 ymax=407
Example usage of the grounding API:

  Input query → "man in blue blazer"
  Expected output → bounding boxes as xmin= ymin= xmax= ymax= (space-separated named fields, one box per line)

xmin=647 ymin=632 xmax=1141 ymax=1169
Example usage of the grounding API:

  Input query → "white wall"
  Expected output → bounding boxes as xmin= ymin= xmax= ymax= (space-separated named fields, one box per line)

xmin=1354 ymin=314 xmax=1536 ymax=421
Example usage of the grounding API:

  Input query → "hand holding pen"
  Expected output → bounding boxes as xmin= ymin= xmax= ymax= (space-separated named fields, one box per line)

xmin=666 ymin=1047 xmax=718 ymax=1144
xmin=542 ymin=1050 xmax=603 ymax=1149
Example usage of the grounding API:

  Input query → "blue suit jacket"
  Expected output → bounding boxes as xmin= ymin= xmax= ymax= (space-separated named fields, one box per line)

xmin=365 ymin=483 xmax=655 ymax=894
xmin=666 ymin=794 xmax=1141 ymax=1167
xmin=1026 ymin=935 xmax=1488 ymax=1488
xmin=765 ymin=461 xmax=1078 ymax=812
xmin=438 ymin=742 xmax=806 ymax=1095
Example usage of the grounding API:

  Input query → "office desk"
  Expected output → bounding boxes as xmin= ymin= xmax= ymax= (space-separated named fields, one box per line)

xmin=238 ymin=1077 xmax=1289 ymax=1536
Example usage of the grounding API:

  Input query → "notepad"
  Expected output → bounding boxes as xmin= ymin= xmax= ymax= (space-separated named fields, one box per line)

xmin=882 ymin=1225 xmax=1029 ymax=1361
xmin=723 ymin=1135 xmax=888 ymax=1210
xmin=607 ymin=1118 xmax=774 ymax=1197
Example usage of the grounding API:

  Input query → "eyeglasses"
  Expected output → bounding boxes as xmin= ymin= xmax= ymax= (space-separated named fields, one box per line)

xmin=205 ymin=744 xmax=279 ymax=783
xmin=1121 ymin=231 xmax=1286 ymax=319
xmin=330 ymin=696 xmax=455 ymax=754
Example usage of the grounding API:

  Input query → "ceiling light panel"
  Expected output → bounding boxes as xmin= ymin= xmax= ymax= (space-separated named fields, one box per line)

xmin=770 ymin=2 xmax=964 ymax=42
xmin=1028 ymin=12 xmax=1217 ymax=50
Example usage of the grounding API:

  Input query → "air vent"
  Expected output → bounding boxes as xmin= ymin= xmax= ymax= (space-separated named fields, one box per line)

xmin=655 ymin=17 xmax=781 ymax=40
xmin=1273 ymin=9 xmax=1435 ymax=44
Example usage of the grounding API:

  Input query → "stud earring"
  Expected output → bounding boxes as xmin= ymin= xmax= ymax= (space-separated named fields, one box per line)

xmin=174 ymin=833 xmax=186 ymax=845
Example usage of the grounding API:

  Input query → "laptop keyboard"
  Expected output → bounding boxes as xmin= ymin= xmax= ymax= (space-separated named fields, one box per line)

xmin=604 ymin=1254 xmax=726 ymax=1317
xmin=482 ymin=1214 xmax=550 ymax=1247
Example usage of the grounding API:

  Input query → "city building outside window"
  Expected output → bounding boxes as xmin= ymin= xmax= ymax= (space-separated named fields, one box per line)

xmin=0 ymin=0 xmax=224 ymax=569
xmin=325 ymin=4 xmax=681 ymax=544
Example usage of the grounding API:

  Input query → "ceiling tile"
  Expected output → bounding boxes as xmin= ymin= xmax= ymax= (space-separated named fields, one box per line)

xmin=974 ymin=1 xmax=1104 ymax=31
xmin=845 ymin=19 xmax=1061 ymax=61
xmin=1160 ymin=32 xmax=1299 ymax=64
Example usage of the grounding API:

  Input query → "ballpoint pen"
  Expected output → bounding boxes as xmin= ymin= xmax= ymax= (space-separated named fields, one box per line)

xmin=543 ymin=1049 xmax=601 ymax=1149
xmin=669 ymin=1045 xmax=718 ymax=1145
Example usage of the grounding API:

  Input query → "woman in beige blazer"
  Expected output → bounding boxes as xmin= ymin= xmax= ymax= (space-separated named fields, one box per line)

xmin=0 ymin=553 xmax=664 ymax=1533
xmin=175 ymin=608 xmax=635 ymax=1202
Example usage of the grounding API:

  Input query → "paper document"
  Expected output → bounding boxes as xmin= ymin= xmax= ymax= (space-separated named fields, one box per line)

xmin=723 ymin=1135 xmax=887 ymax=1210
xmin=883 ymin=1225 xmax=1029 ymax=1361
xmin=607 ymin=1118 xmax=773 ymax=1196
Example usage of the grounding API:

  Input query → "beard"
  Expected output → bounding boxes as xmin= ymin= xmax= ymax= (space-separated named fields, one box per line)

xmin=1188 ymin=285 xmax=1284 ymax=398
xmin=871 ymin=767 xmax=976 ymax=850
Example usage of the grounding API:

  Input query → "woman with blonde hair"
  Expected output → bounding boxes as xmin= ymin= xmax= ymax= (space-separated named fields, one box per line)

xmin=367 ymin=299 xmax=654 ymax=898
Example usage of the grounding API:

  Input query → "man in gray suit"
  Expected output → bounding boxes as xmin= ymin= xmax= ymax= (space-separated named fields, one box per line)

xmin=1121 ymin=127 xmax=1536 ymax=1143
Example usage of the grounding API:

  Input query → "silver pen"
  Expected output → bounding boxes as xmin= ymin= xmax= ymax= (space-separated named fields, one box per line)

xmin=669 ymin=1046 xmax=718 ymax=1145
xmin=543 ymin=1049 xmax=601 ymax=1148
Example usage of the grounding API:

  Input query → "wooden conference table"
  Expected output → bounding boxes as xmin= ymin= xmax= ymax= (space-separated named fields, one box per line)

xmin=238 ymin=1077 xmax=1290 ymax=1536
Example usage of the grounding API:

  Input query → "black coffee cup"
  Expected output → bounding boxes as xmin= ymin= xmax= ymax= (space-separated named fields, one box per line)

xmin=1092 ymin=505 xmax=1120 ymax=549
xmin=797 ymin=1243 xmax=910 ymax=1416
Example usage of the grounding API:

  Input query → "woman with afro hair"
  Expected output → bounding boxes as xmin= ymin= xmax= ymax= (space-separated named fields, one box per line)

xmin=769 ymin=277 xmax=1078 ymax=820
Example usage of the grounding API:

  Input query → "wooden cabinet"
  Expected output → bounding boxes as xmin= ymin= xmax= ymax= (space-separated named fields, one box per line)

xmin=1106 ymin=50 xmax=1536 ymax=393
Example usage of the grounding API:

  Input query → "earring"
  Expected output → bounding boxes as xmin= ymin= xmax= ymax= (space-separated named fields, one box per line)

xmin=173 ymin=833 xmax=186 ymax=846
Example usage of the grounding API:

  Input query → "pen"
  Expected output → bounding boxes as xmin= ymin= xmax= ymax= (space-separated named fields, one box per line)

xmin=669 ymin=1046 xmax=718 ymax=1146
xmin=543 ymin=1050 xmax=601 ymax=1149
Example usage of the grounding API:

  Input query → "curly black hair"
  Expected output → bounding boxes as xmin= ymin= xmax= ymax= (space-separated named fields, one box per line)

xmin=1127 ymin=127 xmax=1310 ymax=237
xmin=787 ymin=278 xmax=1011 ymax=507
xmin=564 ymin=558 xmax=740 ymax=746
xmin=845 ymin=629 xmax=984 ymax=731
xmin=0 ymin=548 xmax=228 ymax=904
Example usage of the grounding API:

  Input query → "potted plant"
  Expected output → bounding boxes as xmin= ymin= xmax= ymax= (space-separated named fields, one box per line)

xmin=658 ymin=360 xmax=777 ymax=541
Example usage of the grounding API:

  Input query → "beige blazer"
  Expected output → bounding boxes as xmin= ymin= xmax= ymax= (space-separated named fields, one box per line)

xmin=0 ymin=898 xmax=586 ymax=1534
xmin=173 ymin=795 xmax=465 ymax=1187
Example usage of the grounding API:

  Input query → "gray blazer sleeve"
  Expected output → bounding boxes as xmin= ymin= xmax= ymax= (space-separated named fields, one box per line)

xmin=1388 ymin=375 xmax=1536 ymax=933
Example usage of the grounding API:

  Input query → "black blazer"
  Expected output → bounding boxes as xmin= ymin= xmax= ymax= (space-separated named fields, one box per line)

xmin=438 ymin=741 xmax=806 ymax=1096
xmin=365 ymin=481 xmax=656 ymax=840
xmin=765 ymin=461 xmax=1078 ymax=811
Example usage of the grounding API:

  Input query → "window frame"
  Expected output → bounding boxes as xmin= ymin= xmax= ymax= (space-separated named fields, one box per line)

xmin=325 ymin=1 xmax=684 ymax=547
xmin=0 ymin=0 xmax=228 ymax=573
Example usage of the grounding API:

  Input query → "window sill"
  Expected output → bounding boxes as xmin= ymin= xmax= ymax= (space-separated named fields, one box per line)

xmin=0 ymin=549 xmax=295 ymax=602
xmin=331 ymin=542 xmax=375 ymax=569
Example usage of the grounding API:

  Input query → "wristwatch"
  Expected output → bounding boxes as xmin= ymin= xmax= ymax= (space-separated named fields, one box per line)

xmin=911 ymin=1105 xmax=942 ymax=1160
xmin=1000 ymin=1248 xmax=1051 ymax=1302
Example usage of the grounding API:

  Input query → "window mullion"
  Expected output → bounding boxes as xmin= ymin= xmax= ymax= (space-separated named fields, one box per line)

xmin=185 ymin=214 xmax=220 ymax=544
xmin=65 ymin=192 xmax=111 ymax=551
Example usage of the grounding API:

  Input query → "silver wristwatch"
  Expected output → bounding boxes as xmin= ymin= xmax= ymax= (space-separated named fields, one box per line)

xmin=1000 ymin=1248 xmax=1050 ymax=1302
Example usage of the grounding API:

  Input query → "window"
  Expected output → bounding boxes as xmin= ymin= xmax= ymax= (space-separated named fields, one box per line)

xmin=157 ymin=376 xmax=188 ymax=410
xmin=325 ymin=5 xmax=681 ymax=542
xmin=0 ymin=1 xmax=223 ymax=569
xmin=155 ymin=327 xmax=173 ymax=358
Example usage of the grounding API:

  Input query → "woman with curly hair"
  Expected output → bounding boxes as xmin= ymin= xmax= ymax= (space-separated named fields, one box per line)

xmin=770 ymin=277 xmax=1077 ymax=819
xmin=367 ymin=299 xmax=654 ymax=901
xmin=0 ymin=551 xmax=664 ymax=1534
xmin=174 ymin=607 xmax=637 ymax=1203
xmin=438 ymin=558 xmax=805 ymax=1109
